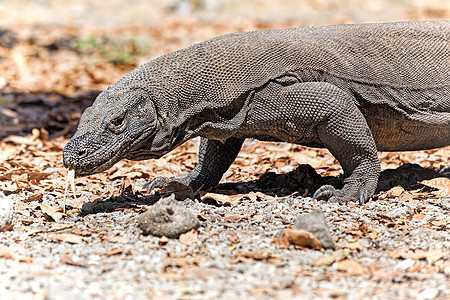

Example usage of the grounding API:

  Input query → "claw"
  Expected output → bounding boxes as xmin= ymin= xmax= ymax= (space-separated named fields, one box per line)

xmin=313 ymin=185 xmax=336 ymax=201
xmin=314 ymin=184 xmax=373 ymax=204
xmin=143 ymin=176 xmax=169 ymax=194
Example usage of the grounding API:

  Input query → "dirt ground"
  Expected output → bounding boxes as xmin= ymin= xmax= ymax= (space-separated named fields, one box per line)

xmin=0 ymin=1 xmax=449 ymax=299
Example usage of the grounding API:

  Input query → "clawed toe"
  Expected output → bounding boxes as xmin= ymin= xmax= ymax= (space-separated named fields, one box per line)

xmin=313 ymin=184 xmax=372 ymax=204
xmin=313 ymin=185 xmax=338 ymax=202
xmin=143 ymin=176 xmax=169 ymax=194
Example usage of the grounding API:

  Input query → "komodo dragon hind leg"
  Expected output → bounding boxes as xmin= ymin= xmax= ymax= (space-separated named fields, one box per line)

xmin=144 ymin=137 xmax=244 ymax=194
xmin=276 ymin=82 xmax=380 ymax=204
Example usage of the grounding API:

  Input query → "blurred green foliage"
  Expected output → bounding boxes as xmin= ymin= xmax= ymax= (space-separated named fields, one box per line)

xmin=72 ymin=35 xmax=153 ymax=65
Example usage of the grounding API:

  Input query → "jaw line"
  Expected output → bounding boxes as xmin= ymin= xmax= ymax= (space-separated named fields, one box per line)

xmin=74 ymin=127 xmax=159 ymax=176
xmin=74 ymin=134 xmax=139 ymax=176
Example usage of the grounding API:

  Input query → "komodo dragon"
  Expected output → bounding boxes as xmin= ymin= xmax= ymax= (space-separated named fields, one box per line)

xmin=63 ymin=21 xmax=450 ymax=204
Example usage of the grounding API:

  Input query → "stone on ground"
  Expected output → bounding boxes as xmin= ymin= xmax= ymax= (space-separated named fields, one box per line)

xmin=138 ymin=195 xmax=200 ymax=238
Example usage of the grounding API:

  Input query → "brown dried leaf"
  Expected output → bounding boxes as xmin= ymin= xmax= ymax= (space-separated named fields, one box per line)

xmin=103 ymin=248 xmax=125 ymax=256
xmin=71 ymin=227 xmax=95 ymax=236
xmin=430 ymin=219 xmax=450 ymax=227
xmin=272 ymin=235 xmax=291 ymax=249
xmin=248 ymin=191 xmax=259 ymax=201
xmin=60 ymin=255 xmax=92 ymax=267
xmin=283 ymin=229 xmax=322 ymax=250
xmin=202 ymin=192 xmax=239 ymax=206
xmin=0 ymin=248 xmax=33 ymax=263
xmin=183 ymin=266 xmax=226 ymax=280
xmin=104 ymin=235 xmax=130 ymax=244
xmin=224 ymin=213 xmax=247 ymax=223
xmin=237 ymin=251 xmax=271 ymax=260
xmin=0 ymin=248 xmax=13 ymax=259
xmin=391 ymin=248 xmax=448 ymax=263
xmin=27 ymin=172 xmax=51 ymax=181
xmin=337 ymin=259 xmax=364 ymax=275
xmin=386 ymin=186 xmax=405 ymax=198
xmin=153 ymin=272 xmax=184 ymax=281
xmin=48 ymin=233 xmax=83 ymax=244
xmin=164 ymin=257 xmax=199 ymax=268
xmin=39 ymin=203 xmax=64 ymax=222
xmin=179 ymin=229 xmax=198 ymax=246
xmin=22 ymin=192 xmax=43 ymax=203
xmin=413 ymin=213 xmax=426 ymax=220
xmin=0 ymin=172 xmax=12 ymax=180
xmin=163 ymin=181 xmax=195 ymax=201
xmin=420 ymin=177 xmax=450 ymax=196
xmin=314 ymin=289 xmax=343 ymax=298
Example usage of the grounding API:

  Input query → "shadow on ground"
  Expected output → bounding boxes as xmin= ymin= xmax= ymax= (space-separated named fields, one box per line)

xmin=79 ymin=163 xmax=448 ymax=215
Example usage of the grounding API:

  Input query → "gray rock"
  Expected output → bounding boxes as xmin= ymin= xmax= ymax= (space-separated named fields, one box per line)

xmin=293 ymin=209 xmax=336 ymax=249
xmin=440 ymin=197 xmax=450 ymax=210
xmin=387 ymin=206 xmax=412 ymax=219
xmin=138 ymin=195 xmax=200 ymax=238
xmin=0 ymin=192 xmax=14 ymax=230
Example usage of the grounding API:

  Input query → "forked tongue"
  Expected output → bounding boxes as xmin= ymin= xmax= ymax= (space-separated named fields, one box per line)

xmin=63 ymin=169 xmax=77 ymax=214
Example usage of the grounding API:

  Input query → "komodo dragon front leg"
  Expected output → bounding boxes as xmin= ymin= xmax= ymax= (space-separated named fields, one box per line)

xmin=147 ymin=81 xmax=381 ymax=204
xmin=144 ymin=137 xmax=244 ymax=193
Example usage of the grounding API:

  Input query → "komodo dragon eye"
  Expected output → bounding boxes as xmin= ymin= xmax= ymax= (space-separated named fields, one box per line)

xmin=110 ymin=111 xmax=126 ymax=127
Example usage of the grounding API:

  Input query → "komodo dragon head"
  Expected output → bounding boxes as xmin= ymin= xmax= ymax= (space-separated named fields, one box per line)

xmin=63 ymin=80 xmax=173 ymax=176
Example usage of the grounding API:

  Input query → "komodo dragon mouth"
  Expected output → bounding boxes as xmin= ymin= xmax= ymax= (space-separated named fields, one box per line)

xmin=63 ymin=122 xmax=165 ymax=177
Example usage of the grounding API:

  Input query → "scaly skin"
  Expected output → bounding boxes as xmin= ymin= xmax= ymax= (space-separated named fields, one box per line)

xmin=63 ymin=21 xmax=450 ymax=204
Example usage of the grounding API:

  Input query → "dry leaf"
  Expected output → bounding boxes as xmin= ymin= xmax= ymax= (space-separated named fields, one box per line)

xmin=386 ymin=186 xmax=405 ymax=198
xmin=283 ymin=229 xmax=322 ymax=250
xmin=27 ymin=172 xmax=51 ymax=181
xmin=430 ymin=219 xmax=450 ymax=227
xmin=183 ymin=266 xmax=226 ymax=280
xmin=0 ymin=248 xmax=13 ymax=259
xmin=104 ymin=235 xmax=130 ymax=244
xmin=344 ymin=240 xmax=363 ymax=251
xmin=413 ymin=213 xmax=426 ymax=220
xmin=104 ymin=248 xmax=125 ymax=256
xmin=60 ymin=255 xmax=92 ymax=267
xmin=224 ymin=213 xmax=247 ymax=223
xmin=420 ymin=177 xmax=450 ymax=196
xmin=22 ymin=192 xmax=43 ymax=203
xmin=39 ymin=203 xmax=64 ymax=222
xmin=0 ymin=248 xmax=33 ymax=263
xmin=164 ymin=257 xmax=199 ymax=268
xmin=179 ymin=229 xmax=198 ymax=246
xmin=391 ymin=248 xmax=448 ymax=263
xmin=237 ymin=251 xmax=271 ymax=260
xmin=248 ymin=191 xmax=259 ymax=201
xmin=367 ymin=227 xmax=379 ymax=240
xmin=314 ymin=289 xmax=343 ymax=298
xmin=162 ymin=181 xmax=195 ymax=201
xmin=71 ymin=227 xmax=95 ymax=236
xmin=337 ymin=259 xmax=364 ymax=275
xmin=272 ymin=235 xmax=290 ymax=249
xmin=202 ymin=193 xmax=239 ymax=206
xmin=153 ymin=272 xmax=184 ymax=281
xmin=48 ymin=233 xmax=83 ymax=244
xmin=14 ymin=254 xmax=33 ymax=263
